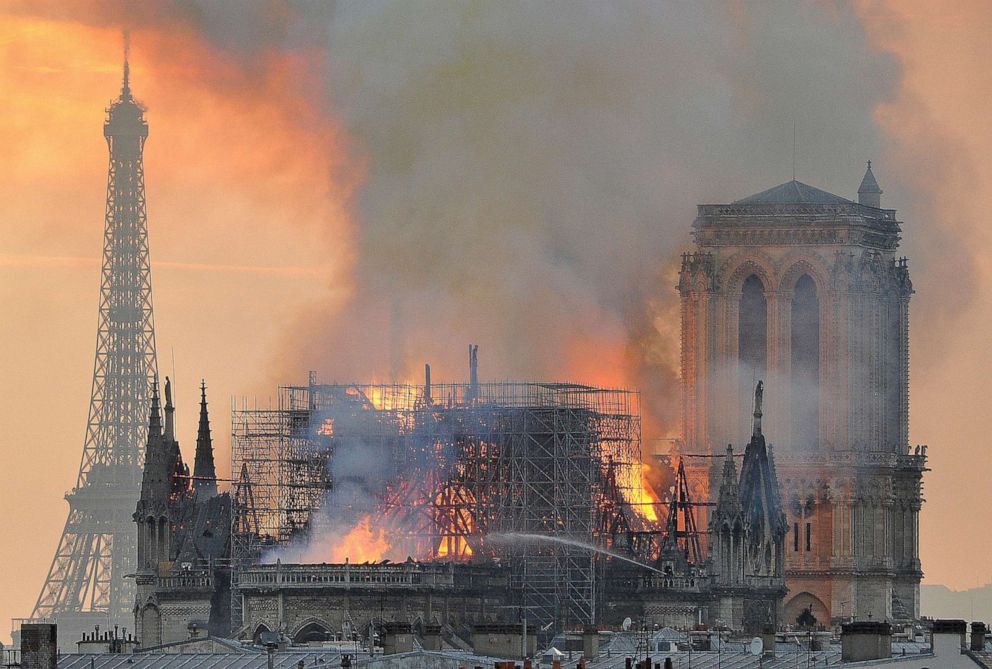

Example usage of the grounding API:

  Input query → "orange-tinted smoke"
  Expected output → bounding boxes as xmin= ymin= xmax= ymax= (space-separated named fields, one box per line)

xmin=0 ymin=9 xmax=356 ymax=642
xmin=857 ymin=0 xmax=992 ymax=592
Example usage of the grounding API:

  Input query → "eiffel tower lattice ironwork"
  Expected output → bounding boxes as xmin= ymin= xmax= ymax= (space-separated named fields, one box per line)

xmin=30 ymin=48 xmax=158 ymax=636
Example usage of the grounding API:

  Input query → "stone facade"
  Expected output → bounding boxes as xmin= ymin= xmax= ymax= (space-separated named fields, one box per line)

xmin=237 ymin=562 xmax=512 ymax=644
xmin=677 ymin=169 xmax=926 ymax=625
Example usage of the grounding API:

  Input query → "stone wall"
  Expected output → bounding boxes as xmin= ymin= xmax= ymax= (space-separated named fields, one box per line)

xmin=238 ymin=563 xmax=511 ymax=643
xmin=135 ymin=583 xmax=213 ymax=648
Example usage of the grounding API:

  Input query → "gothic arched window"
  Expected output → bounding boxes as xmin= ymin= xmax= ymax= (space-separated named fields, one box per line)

xmin=739 ymin=274 xmax=767 ymax=430
xmin=791 ymin=274 xmax=820 ymax=448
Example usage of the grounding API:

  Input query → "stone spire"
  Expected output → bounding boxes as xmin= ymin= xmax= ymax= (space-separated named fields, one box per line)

xmin=193 ymin=380 xmax=218 ymax=497
xmin=709 ymin=444 xmax=744 ymax=587
xmin=140 ymin=378 xmax=171 ymax=505
xmin=716 ymin=444 xmax=741 ymax=514
xmin=858 ymin=160 xmax=882 ymax=208
xmin=752 ymin=380 xmax=763 ymax=438
xmin=739 ymin=382 xmax=788 ymax=577
xmin=148 ymin=377 xmax=162 ymax=439
xmin=163 ymin=376 xmax=175 ymax=442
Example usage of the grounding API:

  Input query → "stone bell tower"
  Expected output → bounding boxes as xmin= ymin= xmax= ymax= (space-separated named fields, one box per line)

xmin=677 ymin=164 xmax=926 ymax=626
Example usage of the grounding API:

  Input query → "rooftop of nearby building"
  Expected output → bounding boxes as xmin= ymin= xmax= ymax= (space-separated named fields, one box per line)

xmin=47 ymin=634 xmax=992 ymax=669
xmin=58 ymin=648 xmax=505 ymax=669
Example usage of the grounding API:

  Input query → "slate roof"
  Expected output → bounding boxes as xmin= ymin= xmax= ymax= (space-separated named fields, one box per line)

xmin=733 ymin=180 xmax=853 ymax=205
xmin=59 ymin=649 xmax=512 ymax=669
xmin=60 ymin=652 xmax=342 ymax=669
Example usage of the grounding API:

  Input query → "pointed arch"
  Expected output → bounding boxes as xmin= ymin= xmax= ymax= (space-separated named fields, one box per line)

xmin=139 ymin=603 xmax=162 ymax=648
xmin=252 ymin=623 xmax=272 ymax=644
xmin=292 ymin=617 xmax=332 ymax=644
xmin=721 ymin=251 xmax=776 ymax=294
xmin=784 ymin=592 xmax=829 ymax=629
xmin=778 ymin=254 xmax=830 ymax=295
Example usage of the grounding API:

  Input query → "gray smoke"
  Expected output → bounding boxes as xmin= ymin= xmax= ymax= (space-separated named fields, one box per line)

xmin=273 ymin=0 xmax=899 ymax=438
xmin=18 ymin=1 xmax=916 ymax=437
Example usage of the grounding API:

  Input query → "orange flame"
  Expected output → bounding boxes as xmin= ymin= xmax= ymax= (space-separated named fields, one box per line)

xmin=433 ymin=485 xmax=476 ymax=560
xmin=625 ymin=461 xmax=661 ymax=523
xmin=328 ymin=516 xmax=391 ymax=563
xmin=436 ymin=534 xmax=473 ymax=559
xmin=318 ymin=417 xmax=335 ymax=436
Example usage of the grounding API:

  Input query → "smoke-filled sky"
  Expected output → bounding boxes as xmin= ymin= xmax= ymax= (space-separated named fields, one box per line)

xmin=1 ymin=0 xmax=990 ymax=641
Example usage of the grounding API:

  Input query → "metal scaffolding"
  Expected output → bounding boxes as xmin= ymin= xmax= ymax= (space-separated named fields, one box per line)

xmin=231 ymin=376 xmax=643 ymax=633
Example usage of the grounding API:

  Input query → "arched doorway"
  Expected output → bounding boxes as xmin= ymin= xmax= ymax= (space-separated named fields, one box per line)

xmin=784 ymin=592 xmax=829 ymax=629
xmin=139 ymin=604 xmax=162 ymax=647
xmin=252 ymin=623 xmax=272 ymax=644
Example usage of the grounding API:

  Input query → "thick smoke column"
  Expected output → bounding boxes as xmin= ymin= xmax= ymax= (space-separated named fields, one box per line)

xmin=276 ymin=1 xmax=898 ymax=441
xmin=12 ymin=2 xmax=905 ymax=439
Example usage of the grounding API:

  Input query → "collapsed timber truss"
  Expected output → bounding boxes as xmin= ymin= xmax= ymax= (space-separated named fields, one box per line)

xmin=231 ymin=375 xmax=644 ymax=632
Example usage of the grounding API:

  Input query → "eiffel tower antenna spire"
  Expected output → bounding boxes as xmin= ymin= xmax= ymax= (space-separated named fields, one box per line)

xmin=122 ymin=29 xmax=131 ymax=100
xmin=30 ymin=31 xmax=158 ymax=647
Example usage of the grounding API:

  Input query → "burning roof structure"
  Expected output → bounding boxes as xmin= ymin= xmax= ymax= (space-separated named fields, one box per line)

xmin=230 ymin=358 xmax=648 ymax=632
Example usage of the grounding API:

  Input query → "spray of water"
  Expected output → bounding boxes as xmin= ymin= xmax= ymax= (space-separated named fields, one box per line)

xmin=487 ymin=532 xmax=664 ymax=575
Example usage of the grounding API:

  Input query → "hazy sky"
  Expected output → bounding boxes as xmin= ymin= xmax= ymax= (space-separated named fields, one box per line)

xmin=0 ymin=0 xmax=990 ymax=642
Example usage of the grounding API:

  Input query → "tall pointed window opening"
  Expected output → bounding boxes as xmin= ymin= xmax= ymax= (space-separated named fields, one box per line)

xmin=791 ymin=274 xmax=820 ymax=448
xmin=739 ymin=274 xmax=767 ymax=431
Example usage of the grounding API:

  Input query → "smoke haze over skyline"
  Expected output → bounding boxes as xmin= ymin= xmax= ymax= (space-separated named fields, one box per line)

xmin=1 ymin=0 xmax=991 ymax=643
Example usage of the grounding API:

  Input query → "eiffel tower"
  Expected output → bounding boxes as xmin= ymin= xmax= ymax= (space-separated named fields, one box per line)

xmin=28 ymin=45 xmax=158 ymax=648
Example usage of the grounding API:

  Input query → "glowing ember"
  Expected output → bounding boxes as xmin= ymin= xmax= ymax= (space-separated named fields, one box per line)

xmin=318 ymin=417 xmax=334 ymax=436
xmin=329 ymin=516 xmax=391 ymax=563
xmin=367 ymin=386 xmax=385 ymax=410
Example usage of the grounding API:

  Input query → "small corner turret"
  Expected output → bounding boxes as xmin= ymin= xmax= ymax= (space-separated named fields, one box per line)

xmin=858 ymin=159 xmax=882 ymax=208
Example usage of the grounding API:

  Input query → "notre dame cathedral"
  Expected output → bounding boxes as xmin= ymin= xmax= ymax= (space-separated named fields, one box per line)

xmin=678 ymin=164 xmax=926 ymax=626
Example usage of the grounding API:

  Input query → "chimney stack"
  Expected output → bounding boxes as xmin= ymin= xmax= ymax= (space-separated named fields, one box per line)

xmin=931 ymin=619 xmax=967 ymax=657
xmin=20 ymin=624 xmax=57 ymax=669
xmin=972 ymin=621 xmax=987 ymax=652
xmin=841 ymin=621 xmax=891 ymax=662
